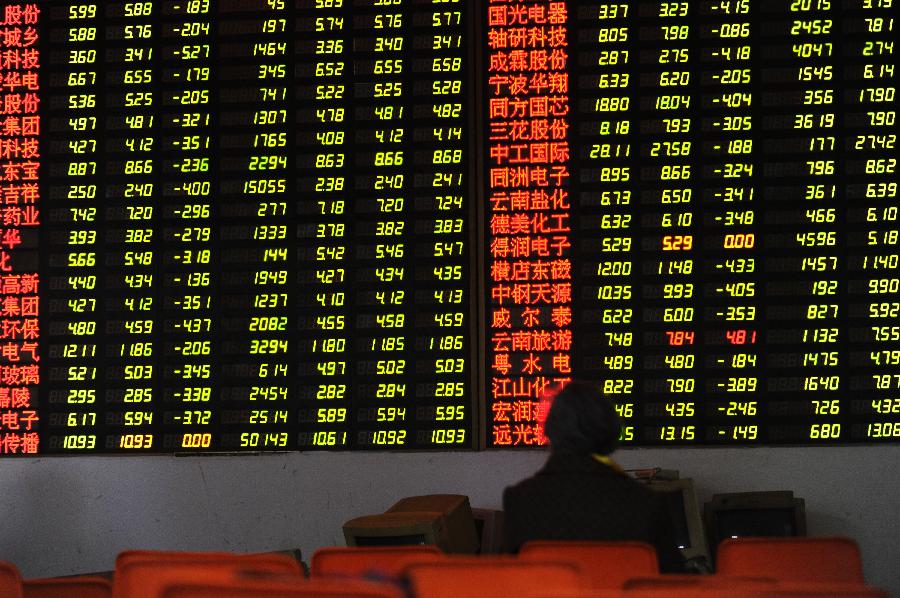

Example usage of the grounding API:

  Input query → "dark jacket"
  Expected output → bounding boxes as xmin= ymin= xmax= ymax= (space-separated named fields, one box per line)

xmin=502 ymin=452 xmax=684 ymax=572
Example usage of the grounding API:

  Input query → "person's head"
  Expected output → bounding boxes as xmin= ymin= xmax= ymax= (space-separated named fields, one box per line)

xmin=543 ymin=381 xmax=620 ymax=455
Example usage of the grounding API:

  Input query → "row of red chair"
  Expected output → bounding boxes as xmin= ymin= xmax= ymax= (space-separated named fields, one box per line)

xmin=404 ymin=560 xmax=886 ymax=598
xmin=0 ymin=537 xmax=886 ymax=598
xmin=312 ymin=539 xmax=882 ymax=598
xmin=1 ymin=566 xmax=110 ymax=598
xmin=311 ymin=536 xmax=866 ymax=587
xmin=526 ymin=536 xmax=866 ymax=588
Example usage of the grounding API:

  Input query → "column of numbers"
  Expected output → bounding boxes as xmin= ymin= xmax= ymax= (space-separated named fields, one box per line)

xmin=703 ymin=0 xmax=759 ymax=442
xmin=850 ymin=0 xmax=898 ymax=440
xmin=575 ymin=1 xmax=636 ymax=442
xmin=645 ymin=0 xmax=697 ymax=443
xmin=163 ymin=0 xmax=216 ymax=450
xmin=297 ymin=0 xmax=350 ymax=449
xmin=355 ymin=0 xmax=410 ymax=449
xmin=416 ymin=0 xmax=469 ymax=447
xmin=239 ymin=0 xmax=292 ymax=450
xmin=790 ymin=0 xmax=843 ymax=441
xmin=109 ymin=0 xmax=158 ymax=451
xmin=45 ymin=3 xmax=103 ymax=451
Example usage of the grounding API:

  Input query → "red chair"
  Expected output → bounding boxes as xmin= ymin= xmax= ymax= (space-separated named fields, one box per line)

xmin=623 ymin=591 xmax=765 ymax=598
xmin=715 ymin=537 xmax=865 ymax=583
xmin=530 ymin=583 xmax=891 ymax=598
xmin=527 ymin=590 xmax=758 ymax=598
xmin=521 ymin=592 xmax=621 ymax=598
xmin=113 ymin=551 xmax=303 ymax=598
xmin=310 ymin=546 xmax=444 ymax=579
xmin=406 ymin=557 xmax=585 ymax=598
xmin=768 ymin=583 xmax=889 ymax=598
xmin=159 ymin=577 xmax=405 ymax=598
xmin=0 ymin=561 xmax=23 ymax=598
xmin=23 ymin=576 xmax=111 ymax=598
xmin=115 ymin=550 xmax=303 ymax=575
xmin=520 ymin=541 xmax=658 ymax=589
xmin=622 ymin=574 xmax=776 ymax=592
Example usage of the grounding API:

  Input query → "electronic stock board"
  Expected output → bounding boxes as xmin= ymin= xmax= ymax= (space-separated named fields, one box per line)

xmin=0 ymin=0 xmax=896 ymax=454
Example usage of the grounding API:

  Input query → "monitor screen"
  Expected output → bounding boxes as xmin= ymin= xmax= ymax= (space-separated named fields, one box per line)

xmin=643 ymin=478 xmax=708 ymax=563
xmin=659 ymin=490 xmax=692 ymax=551
xmin=715 ymin=508 xmax=799 ymax=540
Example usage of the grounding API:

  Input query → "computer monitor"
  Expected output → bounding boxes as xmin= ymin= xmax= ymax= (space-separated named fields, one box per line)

xmin=342 ymin=494 xmax=479 ymax=554
xmin=642 ymin=478 xmax=710 ymax=568
xmin=343 ymin=511 xmax=439 ymax=548
xmin=471 ymin=508 xmax=505 ymax=554
xmin=704 ymin=491 xmax=806 ymax=560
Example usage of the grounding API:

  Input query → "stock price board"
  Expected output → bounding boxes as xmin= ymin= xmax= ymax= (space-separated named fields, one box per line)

xmin=484 ymin=0 xmax=898 ymax=446
xmin=3 ymin=0 xmax=474 ymax=454
xmin=0 ymin=0 xmax=896 ymax=455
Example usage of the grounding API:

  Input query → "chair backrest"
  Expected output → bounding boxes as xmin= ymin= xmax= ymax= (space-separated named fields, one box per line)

xmin=715 ymin=537 xmax=864 ymax=583
xmin=522 ymin=592 xmax=621 ymax=598
xmin=113 ymin=552 xmax=303 ymax=598
xmin=767 ymin=583 xmax=890 ymax=598
xmin=311 ymin=546 xmax=444 ymax=579
xmin=0 ymin=561 xmax=23 ymax=598
xmin=23 ymin=576 xmax=111 ymax=598
xmin=622 ymin=590 xmax=766 ymax=598
xmin=526 ymin=589 xmax=761 ymax=598
xmin=520 ymin=541 xmax=658 ymax=589
xmin=623 ymin=575 xmax=776 ymax=591
xmin=115 ymin=550 xmax=302 ymax=574
xmin=406 ymin=557 xmax=585 ymax=598
xmin=538 ymin=582 xmax=892 ymax=598
xmin=159 ymin=578 xmax=405 ymax=598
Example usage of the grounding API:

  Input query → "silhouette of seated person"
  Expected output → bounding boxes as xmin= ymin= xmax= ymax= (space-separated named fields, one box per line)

xmin=502 ymin=381 xmax=684 ymax=572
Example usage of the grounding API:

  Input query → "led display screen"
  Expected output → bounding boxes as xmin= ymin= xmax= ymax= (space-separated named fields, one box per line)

xmin=0 ymin=0 xmax=896 ymax=454
xmin=484 ymin=0 xmax=898 ymax=446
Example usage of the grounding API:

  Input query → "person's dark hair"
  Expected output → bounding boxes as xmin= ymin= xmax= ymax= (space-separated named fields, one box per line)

xmin=544 ymin=381 xmax=620 ymax=455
